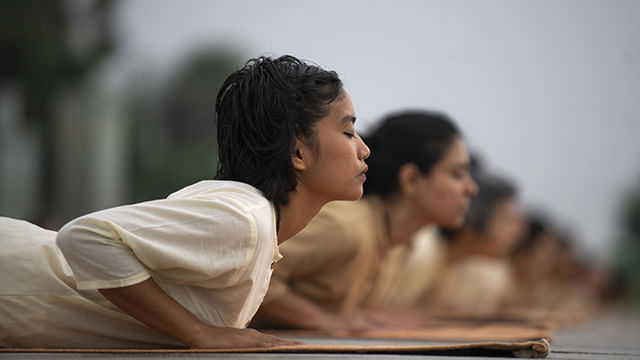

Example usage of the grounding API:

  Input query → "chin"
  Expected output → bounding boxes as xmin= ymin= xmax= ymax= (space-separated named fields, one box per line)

xmin=341 ymin=187 xmax=364 ymax=201
xmin=445 ymin=217 xmax=465 ymax=229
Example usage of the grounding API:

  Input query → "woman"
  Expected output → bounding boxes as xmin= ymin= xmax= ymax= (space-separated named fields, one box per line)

xmin=0 ymin=55 xmax=370 ymax=348
xmin=426 ymin=174 xmax=525 ymax=316
xmin=251 ymin=110 xmax=478 ymax=331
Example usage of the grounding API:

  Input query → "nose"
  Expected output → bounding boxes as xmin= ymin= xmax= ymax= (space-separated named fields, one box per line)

xmin=467 ymin=176 xmax=479 ymax=196
xmin=357 ymin=133 xmax=371 ymax=160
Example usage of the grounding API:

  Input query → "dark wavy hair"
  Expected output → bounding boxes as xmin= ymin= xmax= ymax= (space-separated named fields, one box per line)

xmin=362 ymin=110 xmax=460 ymax=198
xmin=214 ymin=55 xmax=343 ymax=207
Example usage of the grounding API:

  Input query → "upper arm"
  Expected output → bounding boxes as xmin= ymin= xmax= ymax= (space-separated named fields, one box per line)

xmin=56 ymin=197 xmax=259 ymax=290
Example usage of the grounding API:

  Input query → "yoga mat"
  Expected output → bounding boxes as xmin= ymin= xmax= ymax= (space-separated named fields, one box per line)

xmin=1 ymin=338 xmax=550 ymax=358
xmin=268 ymin=322 xmax=555 ymax=342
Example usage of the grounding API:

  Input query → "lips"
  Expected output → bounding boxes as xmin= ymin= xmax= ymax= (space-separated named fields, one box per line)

xmin=460 ymin=202 xmax=470 ymax=214
xmin=359 ymin=165 xmax=369 ymax=181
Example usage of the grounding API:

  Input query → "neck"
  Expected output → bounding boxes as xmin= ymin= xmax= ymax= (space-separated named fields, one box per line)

xmin=446 ymin=231 xmax=477 ymax=263
xmin=276 ymin=188 xmax=328 ymax=244
xmin=447 ymin=231 xmax=497 ymax=263
xmin=383 ymin=195 xmax=432 ymax=247
xmin=513 ymin=258 xmax=531 ymax=281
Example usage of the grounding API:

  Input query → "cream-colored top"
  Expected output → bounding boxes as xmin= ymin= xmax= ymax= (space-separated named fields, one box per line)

xmin=364 ymin=226 xmax=447 ymax=310
xmin=0 ymin=180 xmax=281 ymax=348
xmin=429 ymin=256 xmax=513 ymax=313
xmin=264 ymin=197 xmax=390 ymax=314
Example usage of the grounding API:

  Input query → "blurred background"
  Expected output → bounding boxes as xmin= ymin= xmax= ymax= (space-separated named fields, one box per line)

xmin=1 ymin=0 xmax=639 ymax=299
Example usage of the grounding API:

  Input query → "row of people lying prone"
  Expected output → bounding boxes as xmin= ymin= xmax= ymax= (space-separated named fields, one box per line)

xmin=0 ymin=54 xmax=620 ymax=349
xmin=251 ymin=115 xmax=622 ymax=331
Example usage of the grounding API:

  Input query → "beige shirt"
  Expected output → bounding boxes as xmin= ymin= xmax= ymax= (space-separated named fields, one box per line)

xmin=0 ymin=181 xmax=281 ymax=348
xmin=429 ymin=256 xmax=513 ymax=313
xmin=364 ymin=226 xmax=447 ymax=310
xmin=264 ymin=197 xmax=390 ymax=314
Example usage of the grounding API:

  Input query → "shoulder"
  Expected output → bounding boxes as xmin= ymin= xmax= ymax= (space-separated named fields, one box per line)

xmin=58 ymin=180 xmax=275 ymax=253
xmin=169 ymin=180 xmax=270 ymax=209
xmin=315 ymin=198 xmax=380 ymax=230
xmin=283 ymin=198 xmax=378 ymax=254
xmin=171 ymin=180 xmax=274 ymax=227
xmin=452 ymin=257 xmax=509 ymax=282
xmin=321 ymin=197 xmax=384 ymax=247
xmin=167 ymin=181 xmax=277 ymax=265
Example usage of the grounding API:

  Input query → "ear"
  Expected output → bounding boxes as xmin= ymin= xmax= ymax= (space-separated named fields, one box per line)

xmin=397 ymin=163 xmax=422 ymax=196
xmin=292 ymin=138 xmax=308 ymax=171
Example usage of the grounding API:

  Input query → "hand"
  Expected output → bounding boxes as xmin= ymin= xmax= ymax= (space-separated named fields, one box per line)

xmin=187 ymin=326 xmax=303 ymax=349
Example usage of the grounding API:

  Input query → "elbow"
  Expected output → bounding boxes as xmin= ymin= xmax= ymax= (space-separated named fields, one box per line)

xmin=55 ymin=219 xmax=79 ymax=255
xmin=55 ymin=217 xmax=96 ymax=256
xmin=56 ymin=216 xmax=118 ymax=257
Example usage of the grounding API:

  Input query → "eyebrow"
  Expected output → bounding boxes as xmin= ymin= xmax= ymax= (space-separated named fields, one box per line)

xmin=341 ymin=115 xmax=357 ymax=125
xmin=453 ymin=161 xmax=471 ymax=170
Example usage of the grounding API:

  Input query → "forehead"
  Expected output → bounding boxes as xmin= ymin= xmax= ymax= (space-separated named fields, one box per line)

xmin=333 ymin=91 xmax=354 ymax=119
xmin=438 ymin=137 xmax=469 ymax=166
xmin=318 ymin=91 xmax=356 ymax=128
xmin=495 ymin=198 xmax=521 ymax=215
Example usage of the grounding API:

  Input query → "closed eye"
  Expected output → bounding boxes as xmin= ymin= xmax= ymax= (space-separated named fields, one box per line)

xmin=343 ymin=132 xmax=355 ymax=138
xmin=452 ymin=170 xmax=465 ymax=180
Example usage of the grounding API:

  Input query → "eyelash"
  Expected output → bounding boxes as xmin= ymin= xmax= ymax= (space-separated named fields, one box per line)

xmin=453 ymin=171 xmax=467 ymax=180
xmin=343 ymin=132 xmax=355 ymax=138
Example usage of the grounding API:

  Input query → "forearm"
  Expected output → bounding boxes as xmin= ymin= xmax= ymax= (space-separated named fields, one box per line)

xmin=99 ymin=278 xmax=302 ymax=348
xmin=255 ymin=291 xmax=339 ymax=330
xmin=99 ymin=278 xmax=206 ymax=347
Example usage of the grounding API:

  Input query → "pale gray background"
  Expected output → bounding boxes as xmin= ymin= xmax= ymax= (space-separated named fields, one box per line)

xmin=111 ymin=0 xmax=640 ymax=258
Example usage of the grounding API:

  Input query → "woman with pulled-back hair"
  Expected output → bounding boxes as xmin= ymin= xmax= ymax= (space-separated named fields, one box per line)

xmin=252 ymin=110 xmax=478 ymax=331
xmin=0 ymin=55 xmax=370 ymax=349
xmin=427 ymin=174 xmax=525 ymax=316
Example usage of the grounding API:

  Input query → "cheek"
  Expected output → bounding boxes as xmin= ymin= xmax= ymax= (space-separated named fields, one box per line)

xmin=490 ymin=224 xmax=510 ymax=245
xmin=323 ymin=139 xmax=352 ymax=164
xmin=432 ymin=181 xmax=463 ymax=208
xmin=420 ymin=183 xmax=458 ymax=219
xmin=313 ymin=141 xmax=343 ymax=172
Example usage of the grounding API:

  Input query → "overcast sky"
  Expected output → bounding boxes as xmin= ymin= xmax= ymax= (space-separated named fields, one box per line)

xmin=113 ymin=0 xmax=640 ymax=258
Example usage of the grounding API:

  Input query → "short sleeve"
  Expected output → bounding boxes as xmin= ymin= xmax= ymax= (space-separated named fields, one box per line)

xmin=57 ymin=194 xmax=260 ymax=291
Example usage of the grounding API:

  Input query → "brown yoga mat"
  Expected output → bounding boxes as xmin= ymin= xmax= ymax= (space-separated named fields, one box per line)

xmin=268 ymin=321 xmax=555 ymax=342
xmin=1 ymin=338 xmax=550 ymax=358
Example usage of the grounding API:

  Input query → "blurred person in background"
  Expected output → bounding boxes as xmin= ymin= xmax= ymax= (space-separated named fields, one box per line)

xmin=361 ymin=153 xmax=486 ymax=312
xmin=506 ymin=213 xmax=624 ymax=323
xmin=251 ymin=110 xmax=478 ymax=331
xmin=508 ymin=214 xmax=559 ymax=308
xmin=361 ymin=225 xmax=449 ymax=312
xmin=424 ymin=174 xmax=526 ymax=317
xmin=0 ymin=55 xmax=371 ymax=349
xmin=531 ymin=232 xmax=612 ymax=323
xmin=503 ymin=214 xmax=569 ymax=322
